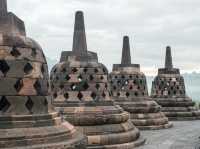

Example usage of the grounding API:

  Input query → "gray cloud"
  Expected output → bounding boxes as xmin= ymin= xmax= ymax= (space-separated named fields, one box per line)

xmin=8 ymin=0 xmax=200 ymax=74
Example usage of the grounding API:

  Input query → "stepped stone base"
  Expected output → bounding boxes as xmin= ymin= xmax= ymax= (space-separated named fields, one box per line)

xmin=54 ymin=104 xmax=145 ymax=149
xmin=0 ymin=113 xmax=87 ymax=149
xmin=115 ymin=97 xmax=173 ymax=130
xmin=155 ymin=97 xmax=200 ymax=121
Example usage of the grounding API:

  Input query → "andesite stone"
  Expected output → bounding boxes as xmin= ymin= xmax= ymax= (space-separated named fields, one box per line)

xmin=0 ymin=1 xmax=86 ymax=148
xmin=50 ymin=11 xmax=145 ymax=148
xmin=109 ymin=36 xmax=173 ymax=130
xmin=151 ymin=46 xmax=200 ymax=120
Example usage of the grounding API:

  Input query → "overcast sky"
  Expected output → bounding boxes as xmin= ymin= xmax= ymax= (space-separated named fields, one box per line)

xmin=8 ymin=0 xmax=200 ymax=75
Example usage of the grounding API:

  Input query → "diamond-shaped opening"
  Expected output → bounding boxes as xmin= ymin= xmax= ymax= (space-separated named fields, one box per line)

xmin=0 ymin=96 xmax=10 ymax=112
xmin=34 ymin=80 xmax=42 ymax=94
xmin=117 ymin=92 xmax=120 ymax=97
xmin=115 ymin=76 xmax=118 ymax=79
xmin=105 ymin=83 xmax=108 ymax=89
xmin=95 ymin=83 xmax=100 ymax=90
xmin=53 ymin=68 xmax=57 ymax=73
xmin=61 ymin=68 xmax=67 ymax=73
xmin=103 ymin=68 xmax=106 ymax=73
xmin=72 ymin=68 xmax=78 ymax=73
xmin=71 ymin=84 xmax=77 ymax=91
xmin=56 ymin=76 xmax=59 ymax=80
xmin=83 ymin=82 xmax=89 ymax=90
xmin=10 ymin=46 xmax=21 ymax=57
xmin=121 ymin=75 xmax=125 ymax=79
xmin=24 ymin=63 xmax=33 ymax=74
xmin=64 ymin=93 xmax=69 ymax=100
xmin=44 ymin=98 xmax=48 ymax=106
xmin=78 ymin=75 xmax=83 ymax=81
xmin=89 ymin=75 xmax=94 ymax=81
xmin=77 ymin=92 xmax=83 ymax=100
xmin=100 ymin=76 xmax=104 ymax=80
xmin=65 ymin=75 xmax=71 ymax=81
xmin=41 ymin=64 xmax=45 ymax=74
xmin=25 ymin=97 xmax=34 ymax=112
xmin=129 ymin=75 xmax=133 ymax=79
xmin=83 ymin=68 xmax=88 ymax=73
xmin=135 ymin=92 xmax=138 ymax=97
xmin=113 ymin=86 xmax=117 ymax=90
xmin=102 ymin=92 xmax=106 ymax=98
xmin=94 ymin=68 xmax=98 ymax=73
xmin=126 ymin=92 xmax=130 ymax=97
xmin=53 ymin=93 xmax=58 ymax=98
xmin=0 ymin=60 xmax=10 ymax=75
xmin=14 ymin=79 xmax=24 ymax=92
xmin=129 ymin=85 xmax=133 ymax=90
xmin=91 ymin=92 xmax=97 ymax=99
xmin=31 ymin=48 xmax=37 ymax=57
xmin=117 ymin=80 xmax=121 ymax=85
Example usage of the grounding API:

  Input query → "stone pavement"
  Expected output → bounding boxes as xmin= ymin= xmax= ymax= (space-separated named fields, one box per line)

xmin=137 ymin=120 xmax=200 ymax=149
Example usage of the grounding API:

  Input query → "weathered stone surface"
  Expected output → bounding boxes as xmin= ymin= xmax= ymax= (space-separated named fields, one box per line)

xmin=151 ymin=46 xmax=200 ymax=120
xmin=50 ymin=11 xmax=145 ymax=148
xmin=109 ymin=36 xmax=172 ymax=130
xmin=0 ymin=1 xmax=86 ymax=148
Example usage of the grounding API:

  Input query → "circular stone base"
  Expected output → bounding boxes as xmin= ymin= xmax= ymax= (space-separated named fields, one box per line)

xmin=163 ymin=111 xmax=200 ymax=121
xmin=56 ymin=105 xmax=145 ymax=148
xmin=87 ymin=136 xmax=146 ymax=149
xmin=0 ymin=113 xmax=87 ymax=149
xmin=135 ymin=122 xmax=173 ymax=130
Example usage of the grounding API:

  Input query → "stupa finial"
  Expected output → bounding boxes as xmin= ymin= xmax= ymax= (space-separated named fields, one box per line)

xmin=0 ymin=0 xmax=7 ymax=16
xmin=72 ymin=11 xmax=87 ymax=55
xmin=0 ymin=0 xmax=26 ymax=36
xmin=121 ymin=36 xmax=131 ymax=65
xmin=165 ymin=46 xmax=173 ymax=69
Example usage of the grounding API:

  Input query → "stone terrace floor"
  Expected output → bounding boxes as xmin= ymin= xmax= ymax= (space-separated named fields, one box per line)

xmin=137 ymin=120 xmax=200 ymax=149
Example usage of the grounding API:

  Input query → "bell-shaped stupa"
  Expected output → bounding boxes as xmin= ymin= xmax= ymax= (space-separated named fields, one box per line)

xmin=151 ymin=46 xmax=200 ymax=120
xmin=50 ymin=11 xmax=145 ymax=148
xmin=109 ymin=36 xmax=172 ymax=130
xmin=0 ymin=1 xmax=86 ymax=148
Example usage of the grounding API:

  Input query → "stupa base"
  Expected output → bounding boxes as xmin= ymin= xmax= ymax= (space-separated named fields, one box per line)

xmin=164 ymin=111 xmax=200 ymax=121
xmin=87 ymin=136 xmax=146 ymax=149
xmin=154 ymin=97 xmax=200 ymax=121
xmin=115 ymin=100 xmax=173 ymax=130
xmin=55 ymin=105 xmax=145 ymax=149
xmin=0 ymin=113 xmax=87 ymax=149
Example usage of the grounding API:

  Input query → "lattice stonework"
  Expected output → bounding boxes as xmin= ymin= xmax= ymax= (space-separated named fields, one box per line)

xmin=0 ymin=1 xmax=86 ymax=148
xmin=151 ymin=46 xmax=200 ymax=120
xmin=109 ymin=36 xmax=172 ymax=130
xmin=50 ymin=11 xmax=145 ymax=148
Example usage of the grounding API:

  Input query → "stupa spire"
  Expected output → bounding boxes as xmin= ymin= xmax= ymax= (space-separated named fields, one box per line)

xmin=165 ymin=46 xmax=173 ymax=69
xmin=0 ymin=0 xmax=7 ymax=16
xmin=121 ymin=36 xmax=131 ymax=65
xmin=72 ymin=11 xmax=87 ymax=55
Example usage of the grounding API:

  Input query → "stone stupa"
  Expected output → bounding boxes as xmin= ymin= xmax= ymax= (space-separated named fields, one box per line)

xmin=151 ymin=46 xmax=200 ymax=120
xmin=109 ymin=36 xmax=172 ymax=130
xmin=0 ymin=0 xmax=87 ymax=148
xmin=50 ymin=11 xmax=145 ymax=148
